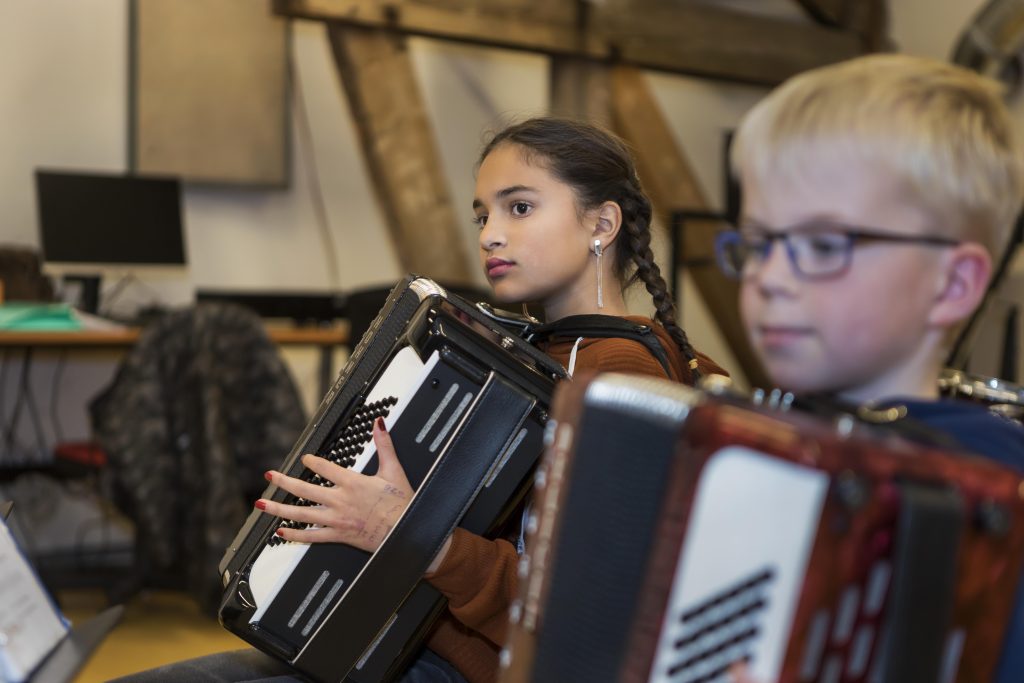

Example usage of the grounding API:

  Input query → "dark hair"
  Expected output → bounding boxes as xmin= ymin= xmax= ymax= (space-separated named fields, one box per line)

xmin=479 ymin=117 xmax=701 ymax=375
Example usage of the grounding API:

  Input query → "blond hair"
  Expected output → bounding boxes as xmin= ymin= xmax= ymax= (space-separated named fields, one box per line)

xmin=732 ymin=53 xmax=1024 ymax=257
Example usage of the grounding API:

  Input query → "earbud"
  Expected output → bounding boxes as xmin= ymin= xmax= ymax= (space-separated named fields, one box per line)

xmin=593 ymin=239 xmax=602 ymax=256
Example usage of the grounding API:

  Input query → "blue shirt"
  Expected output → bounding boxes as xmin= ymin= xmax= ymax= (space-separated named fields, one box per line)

xmin=897 ymin=399 xmax=1024 ymax=683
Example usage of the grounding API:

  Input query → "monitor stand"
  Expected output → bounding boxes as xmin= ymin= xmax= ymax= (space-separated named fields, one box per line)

xmin=60 ymin=275 xmax=101 ymax=314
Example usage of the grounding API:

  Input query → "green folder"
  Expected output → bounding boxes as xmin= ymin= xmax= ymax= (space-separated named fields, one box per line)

xmin=0 ymin=303 xmax=83 ymax=331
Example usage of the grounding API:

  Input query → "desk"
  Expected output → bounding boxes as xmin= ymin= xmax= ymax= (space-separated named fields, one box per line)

xmin=0 ymin=325 xmax=349 ymax=396
xmin=0 ymin=325 xmax=349 ymax=465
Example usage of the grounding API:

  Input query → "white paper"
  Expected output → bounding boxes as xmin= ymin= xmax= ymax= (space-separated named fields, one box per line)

xmin=0 ymin=519 xmax=68 ymax=683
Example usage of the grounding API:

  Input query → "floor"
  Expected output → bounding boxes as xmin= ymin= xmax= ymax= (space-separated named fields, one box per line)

xmin=60 ymin=589 xmax=245 ymax=682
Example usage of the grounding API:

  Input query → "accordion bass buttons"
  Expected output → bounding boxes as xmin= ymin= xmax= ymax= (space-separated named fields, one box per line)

xmin=509 ymin=599 xmax=524 ymax=625
xmin=501 ymin=336 xmax=516 ymax=350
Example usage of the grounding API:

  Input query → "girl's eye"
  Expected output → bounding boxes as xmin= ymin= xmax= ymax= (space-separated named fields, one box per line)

xmin=511 ymin=201 xmax=531 ymax=217
xmin=473 ymin=214 xmax=488 ymax=229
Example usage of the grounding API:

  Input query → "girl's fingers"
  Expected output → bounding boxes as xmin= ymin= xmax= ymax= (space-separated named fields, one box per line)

xmin=274 ymin=525 xmax=338 ymax=545
xmin=301 ymin=453 xmax=354 ymax=485
xmin=256 ymin=499 xmax=326 ymax=526
xmin=266 ymin=467 xmax=334 ymax=504
xmin=372 ymin=419 xmax=412 ymax=492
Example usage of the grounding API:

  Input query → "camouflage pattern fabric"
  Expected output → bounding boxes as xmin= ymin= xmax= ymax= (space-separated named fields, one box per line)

xmin=90 ymin=302 xmax=306 ymax=610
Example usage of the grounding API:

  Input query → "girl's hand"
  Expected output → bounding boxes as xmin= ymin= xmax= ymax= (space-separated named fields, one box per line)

xmin=256 ymin=418 xmax=413 ymax=553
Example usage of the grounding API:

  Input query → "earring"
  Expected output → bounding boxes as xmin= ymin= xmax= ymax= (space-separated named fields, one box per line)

xmin=593 ymin=239 xmax=604 ymax=309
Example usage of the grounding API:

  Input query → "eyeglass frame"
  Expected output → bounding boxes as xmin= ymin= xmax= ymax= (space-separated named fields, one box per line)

xmin=714 ymin=223 xmax=962 ymax=281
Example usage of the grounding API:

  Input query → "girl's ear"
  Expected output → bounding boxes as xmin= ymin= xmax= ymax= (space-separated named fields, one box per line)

xmin=928 ymin=242 xmax=992 ymax=328
xmin=592 ymin=200 xmax=623 ymax=247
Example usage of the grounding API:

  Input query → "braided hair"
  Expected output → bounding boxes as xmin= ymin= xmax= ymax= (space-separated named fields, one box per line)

xmin=479 ymin=117 xmax=703 ymax=377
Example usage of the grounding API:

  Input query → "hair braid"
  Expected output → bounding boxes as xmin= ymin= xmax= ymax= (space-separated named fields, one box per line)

xmin=618 ymin=186 xmax=703 ymax=380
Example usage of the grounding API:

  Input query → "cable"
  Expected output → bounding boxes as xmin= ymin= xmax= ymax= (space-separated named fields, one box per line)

xmin=49 ymin=351 xmax=66 ymax=444
xmin=289 ymin=26 xmax=341 ymax=290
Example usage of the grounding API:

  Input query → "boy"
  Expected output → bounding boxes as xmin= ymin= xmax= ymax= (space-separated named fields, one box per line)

xmin=715 ymin=53 xmax=1024 ymax=682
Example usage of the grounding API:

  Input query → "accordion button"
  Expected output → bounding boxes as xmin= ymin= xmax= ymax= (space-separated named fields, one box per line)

xmin=509 ymin=600 xmax=523 ymax=624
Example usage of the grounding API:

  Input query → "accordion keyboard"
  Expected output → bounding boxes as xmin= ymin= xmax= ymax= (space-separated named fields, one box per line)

xmin=247 ymin=346 xmax=444 ymax=621
xmin=650 ymin=446 xmax=830 ymax=683
xmin=664 ymin=567 xmax=775 ymax=682
xmin=272 ymin=396 xmax=401 ymax=545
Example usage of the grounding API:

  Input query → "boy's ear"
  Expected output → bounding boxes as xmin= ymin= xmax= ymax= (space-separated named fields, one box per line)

xmin=591 ymin=201 xmax=623 ymax=247
xmin=928 ymin=242 xmax=992 ymax=328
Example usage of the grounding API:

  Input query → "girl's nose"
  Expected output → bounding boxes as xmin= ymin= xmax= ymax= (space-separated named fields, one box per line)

xmin=479 ymin=222 xmax=506 ymax=251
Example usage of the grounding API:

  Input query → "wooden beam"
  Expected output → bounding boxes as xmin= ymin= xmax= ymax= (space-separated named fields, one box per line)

xmin=791 ymin=0 xmax=844 ymax=26
xmin=549 ymin=58 xmax=612 ymax=127
xmin=793 ymin=0 xmax=892 ymax=50
xmin=276 ymin=0 xmax=874 ymax=85
xmin=841 ymin=0 xmax=891 ymax=51
xmin=609 ymin=66 xmax=769 ymax=388
xmin=326 ymin=24 xmax=474 ymax=283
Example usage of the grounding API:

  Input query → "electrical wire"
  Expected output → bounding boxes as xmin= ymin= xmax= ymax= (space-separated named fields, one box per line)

xmin=289 ymin=26 xmax=341 ymax=290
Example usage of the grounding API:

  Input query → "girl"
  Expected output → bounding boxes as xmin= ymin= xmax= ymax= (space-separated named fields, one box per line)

xmin=118 ymin=118 xmax=725 ymax=683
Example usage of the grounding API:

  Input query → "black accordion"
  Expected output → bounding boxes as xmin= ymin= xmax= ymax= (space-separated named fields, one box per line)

xmin=502 ymin=372 xmax=1024 ymax=683
xmin=218 ymin=276 xmax=566 ymax=683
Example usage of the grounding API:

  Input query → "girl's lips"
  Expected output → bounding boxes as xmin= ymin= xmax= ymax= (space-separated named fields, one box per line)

xmin=485 ymin=258 xmax=514 ymax=278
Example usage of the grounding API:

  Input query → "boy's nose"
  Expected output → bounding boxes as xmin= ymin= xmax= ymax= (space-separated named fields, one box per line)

xmin=754 ymin=238 xmax=797 ymax=292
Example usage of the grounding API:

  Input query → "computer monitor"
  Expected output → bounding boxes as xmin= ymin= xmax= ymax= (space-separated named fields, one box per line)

xmin=34 ymin=169 xmax=187 ymax=313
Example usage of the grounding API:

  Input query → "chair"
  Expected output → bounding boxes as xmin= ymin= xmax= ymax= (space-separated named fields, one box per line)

xmin=90 ymin=302 xmax=306 ymax=612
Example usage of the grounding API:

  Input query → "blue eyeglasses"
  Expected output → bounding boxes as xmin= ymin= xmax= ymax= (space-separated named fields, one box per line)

xmin=714 ymin=224 xmax=961 ymax=280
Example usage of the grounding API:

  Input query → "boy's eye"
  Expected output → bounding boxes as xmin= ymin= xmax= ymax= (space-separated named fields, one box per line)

xmin=510 ymin=201 xmax=531 ymax=217
xmin=804 ymin=233 xmax=848 ymax=257
xmin=740 ymin=233 xmax=771 ymax=255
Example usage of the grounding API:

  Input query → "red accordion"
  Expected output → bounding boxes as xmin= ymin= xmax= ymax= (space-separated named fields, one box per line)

xmin=501 ymin=372 xmax=1024 ymax=683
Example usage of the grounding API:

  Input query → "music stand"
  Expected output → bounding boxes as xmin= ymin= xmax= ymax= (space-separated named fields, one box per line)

xmin=0 ymin=504 xmax=123 ymax=683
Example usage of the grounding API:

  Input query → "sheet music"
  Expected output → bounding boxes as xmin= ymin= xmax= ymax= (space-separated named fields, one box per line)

xmin=0 ymin=519 xmax=68 ymax=682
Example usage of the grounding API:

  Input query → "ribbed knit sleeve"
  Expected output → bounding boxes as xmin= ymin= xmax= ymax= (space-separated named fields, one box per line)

xmin=425 ymin=528 xmax=520 ymax=645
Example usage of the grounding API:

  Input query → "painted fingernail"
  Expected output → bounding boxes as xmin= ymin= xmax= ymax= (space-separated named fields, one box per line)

xmin=264 ymin=471 xmax=274 ymax=482
xmin=275 ymin=528 xmax=285 ymax=537
xmin=254 ymin=499 xmax=267 ymax=510
xmin=375 ymin=417 xmax=386 ymax=433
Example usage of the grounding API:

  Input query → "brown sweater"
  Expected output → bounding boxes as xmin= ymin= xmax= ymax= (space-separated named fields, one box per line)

xmin=424 ymin=316 xmax=727 ymax=682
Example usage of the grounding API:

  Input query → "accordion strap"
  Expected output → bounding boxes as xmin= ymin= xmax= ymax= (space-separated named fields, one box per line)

xmin=525 ymin=314 xmax=674 ymax=378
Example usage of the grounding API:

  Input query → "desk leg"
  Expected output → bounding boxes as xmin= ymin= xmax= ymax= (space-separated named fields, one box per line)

xmin=3 ymin=348 xmax=48 ymax=464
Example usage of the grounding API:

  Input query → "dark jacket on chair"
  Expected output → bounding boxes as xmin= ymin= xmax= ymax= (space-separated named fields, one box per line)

xmin=90 ymin=303 xmax=306 ymax=610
